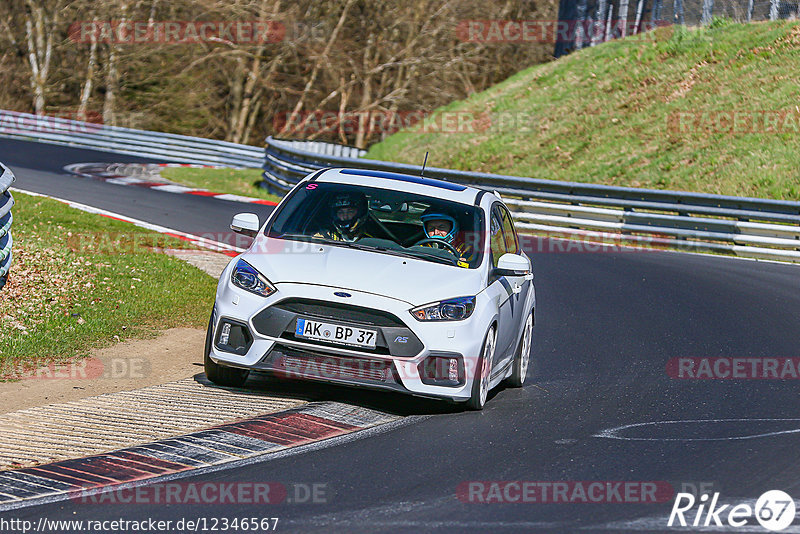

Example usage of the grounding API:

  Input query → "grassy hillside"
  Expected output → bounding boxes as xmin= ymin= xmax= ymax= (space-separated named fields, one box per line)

xmin=367 ymin=20 xmax=800 ymax=200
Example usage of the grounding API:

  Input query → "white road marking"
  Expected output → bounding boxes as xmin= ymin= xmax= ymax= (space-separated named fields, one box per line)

xmin=594 ymin=418 xmax=800 ymax=441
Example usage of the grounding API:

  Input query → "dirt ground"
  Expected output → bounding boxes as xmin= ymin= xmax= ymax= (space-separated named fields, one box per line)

xmin=0 ymin=327 xmax=206 ymax=414
xmin=0 ymin=250 xmax=235 ymax=415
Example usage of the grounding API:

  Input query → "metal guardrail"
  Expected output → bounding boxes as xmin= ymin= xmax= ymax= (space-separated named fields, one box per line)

xmin=263 ymin=136 xmax=800 ymax=263
xmin=0 ymin=109 xmax=263 ymax=168
xmin=0 ymin=162 xmax=14 ymax=290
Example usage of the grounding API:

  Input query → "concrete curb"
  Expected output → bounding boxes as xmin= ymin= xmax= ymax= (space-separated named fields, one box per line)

xmin=0 ymin=401 xmax=398 ymax=508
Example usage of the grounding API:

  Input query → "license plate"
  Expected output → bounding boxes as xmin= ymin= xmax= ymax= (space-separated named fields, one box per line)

xmin=295 ymin=318 xmax=377 ymax=349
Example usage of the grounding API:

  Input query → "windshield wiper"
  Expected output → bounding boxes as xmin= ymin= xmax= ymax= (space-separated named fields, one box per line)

xmin=396 ymin=249 xmax=458 ymax=266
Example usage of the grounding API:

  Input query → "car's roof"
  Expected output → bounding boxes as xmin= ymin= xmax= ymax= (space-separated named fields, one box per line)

xmin=313 ymin=167 xmax=487 ymax=205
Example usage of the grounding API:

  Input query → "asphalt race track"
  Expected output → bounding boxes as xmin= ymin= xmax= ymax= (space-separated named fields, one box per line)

xmin=2 ymin=138 xmax=800 ymax=532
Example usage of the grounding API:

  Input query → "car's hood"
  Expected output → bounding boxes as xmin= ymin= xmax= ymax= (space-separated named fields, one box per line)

xmin=243 ymin=238 xmax=484 ymax=306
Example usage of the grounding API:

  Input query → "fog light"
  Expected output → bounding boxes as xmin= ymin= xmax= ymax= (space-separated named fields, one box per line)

xmin=448 ymin=358 xmax=458 ymax=381
xmin=219 ymin=322 xmax=231 ymax=345
xmin=214 ymin=319 xmax=253 ymax=356
xmin=418 ymin=354 xmax=464 ymax=386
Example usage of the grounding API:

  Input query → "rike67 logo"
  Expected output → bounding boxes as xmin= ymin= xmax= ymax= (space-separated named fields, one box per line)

xmin=668 ymin=490 xmax=796 ymax=531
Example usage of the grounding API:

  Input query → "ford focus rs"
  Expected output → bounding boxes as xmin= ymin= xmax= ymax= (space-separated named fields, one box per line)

xmin=205 ymin=167 xmax=535 ymax=409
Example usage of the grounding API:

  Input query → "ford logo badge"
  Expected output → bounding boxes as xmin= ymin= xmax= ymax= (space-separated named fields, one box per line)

xmin=334 ymin=292 xmax=352 ymax=298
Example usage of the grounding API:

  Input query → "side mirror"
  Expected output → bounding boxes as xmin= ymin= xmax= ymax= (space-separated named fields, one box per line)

xmin=495 ymin=253 xmax=530 ymax=277
xmin=231 ymin=213 xmax=260 ymax=237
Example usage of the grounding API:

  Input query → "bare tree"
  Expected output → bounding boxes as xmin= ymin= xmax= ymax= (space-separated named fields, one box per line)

xmin=618 ymin=0 xmax=630 ymax=37
xmin=77 ymin=23 xmax=98 ymax=121
xmin=23 ymin=0 xmax=62 ymax=114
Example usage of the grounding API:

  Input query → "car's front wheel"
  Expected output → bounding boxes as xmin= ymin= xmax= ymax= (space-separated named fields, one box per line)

xmin=204 ymin=313 xmax=250 ymax=387
xmin=506 ymin=310 xmax=533 ymax=388
xmin=466 ymin=326 xmax=496 ymax=411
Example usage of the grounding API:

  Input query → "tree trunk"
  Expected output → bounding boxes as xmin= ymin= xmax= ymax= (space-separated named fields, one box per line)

xmin=103 ymin=1 xmax=127 ymax=126
xmin=651 ymin=0 xmax=663 ymax=22
xmin=102 ymin=43 xmax=118 ymax=126
xmin=23 ymin=0 xmax=58 ymax=115
xmin=575 ymin=0 xmax=589 ymax=49
xmin=77 ymin=29 xmax=98 ymax=121
xmin=229 ymin=0 xmax=281 ymax=144
xmin=673 ymin=0 xmax=685 ymax=24
xmin=278 ymin=0 xmax=354 ymax=137
xmin=618 ymin=0 xmax=630 ymax=38
xmin=592 ymin=0 xmax=608 ymax=45
xmin=633 ymin=0 xmax=647 ymax=34
xmin=702 ymin=0 xmax=714 ymax=25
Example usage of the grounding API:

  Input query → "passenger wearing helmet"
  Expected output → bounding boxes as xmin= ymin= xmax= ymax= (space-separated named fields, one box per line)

xmin=315 ymin=192 xmax=372 ymax=242
xmin=419 ymin=207 xmax=473 ymax=268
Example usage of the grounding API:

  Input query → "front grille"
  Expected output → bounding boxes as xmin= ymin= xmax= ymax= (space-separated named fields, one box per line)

xmin=267 ymin=344 xmax=394 ymax=383
xmin=272 ymin=298 xmax=405 ymax=327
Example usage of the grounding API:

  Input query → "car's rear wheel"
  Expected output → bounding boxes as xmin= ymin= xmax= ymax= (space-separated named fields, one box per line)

xmin=467 ymin=326 xmax=495 ymax=411
xmin=506 ymin=310 xmax=533 ymax=388
xmin=204 ymin=313 xmax=250 ymax=387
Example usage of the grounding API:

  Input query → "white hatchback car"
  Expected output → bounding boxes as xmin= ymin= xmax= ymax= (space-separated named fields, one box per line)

xmin=205 ymin=168 xmax=535 ymax=409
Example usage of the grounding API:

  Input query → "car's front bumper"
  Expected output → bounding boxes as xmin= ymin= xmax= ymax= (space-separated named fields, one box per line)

xmin=210 ymin=279 xmax=491 ymax=402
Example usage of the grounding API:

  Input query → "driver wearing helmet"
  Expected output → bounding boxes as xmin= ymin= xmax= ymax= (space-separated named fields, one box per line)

xmin=419 ymin=207 xmax=473 ymax=268
xmin=316 ymin=192 xmax=372 ymax=242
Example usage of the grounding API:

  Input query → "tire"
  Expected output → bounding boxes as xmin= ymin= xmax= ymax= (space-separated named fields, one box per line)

xmin=506 ymin=310 xmax=533 ymax=388
xmin=466 ymin=326 xmax=496 ymax=411
xmin=203 ymin=313 xmax=250 ymax=388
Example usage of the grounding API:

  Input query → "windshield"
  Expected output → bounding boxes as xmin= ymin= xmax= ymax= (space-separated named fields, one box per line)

xmin=266 ymin=182 xmax=485 ymax=269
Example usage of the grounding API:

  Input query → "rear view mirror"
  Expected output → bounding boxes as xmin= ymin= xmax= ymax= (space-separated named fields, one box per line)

xmin=230 ymin=213 xmax=260 ymax=237
xmin=369 ymin=200 xmax=409 ymax=213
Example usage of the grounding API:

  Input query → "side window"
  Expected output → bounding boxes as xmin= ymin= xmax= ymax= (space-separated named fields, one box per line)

xmin=489 ymin=208 xmax=506 ymax=268
xmin=499 ymin=206 xmax=519 ymax=255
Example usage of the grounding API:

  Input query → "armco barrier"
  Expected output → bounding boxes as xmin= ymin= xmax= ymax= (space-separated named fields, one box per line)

xmin=0 ymin=109 xmax=263 ymax=168
xmin=0 ymin=162 xmax=14 ymax=290
xmin=262 ymin=137 xmax=800 ymax=263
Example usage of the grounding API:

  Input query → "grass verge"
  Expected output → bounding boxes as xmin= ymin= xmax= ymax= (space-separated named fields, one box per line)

xmin=0 ymin=192 xmax=217 ymax=377
xmin=160 ymin=167 xmax=283 ymax=203
xmin=366 ymin=20 xmax=800 ymax=201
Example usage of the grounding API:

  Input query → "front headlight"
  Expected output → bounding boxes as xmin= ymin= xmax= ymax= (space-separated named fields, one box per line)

xmin=231 ymin=259 xmax=277 ymax=297
xmin=411 ymin=296 xmax=476 ymax=321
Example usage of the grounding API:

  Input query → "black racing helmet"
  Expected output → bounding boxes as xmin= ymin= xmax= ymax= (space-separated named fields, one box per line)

xmin=330 ymin=192 xmax=368 ymax=234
